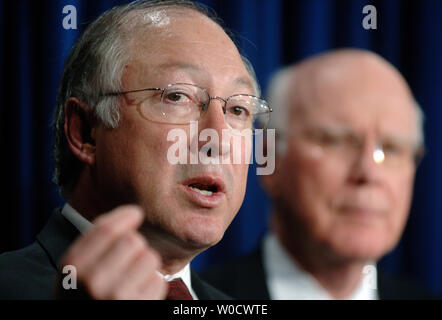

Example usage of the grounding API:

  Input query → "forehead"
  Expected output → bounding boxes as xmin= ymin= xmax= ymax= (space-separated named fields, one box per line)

xmin=291 ymin=61 xmax=418 ymax=140
xmin=122 ymin=9 xmax=253 ymax=92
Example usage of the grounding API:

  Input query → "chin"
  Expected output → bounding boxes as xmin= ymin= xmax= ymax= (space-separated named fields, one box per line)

xmin=176 ymin=213 xmax=227 ymax=248
xmin=330 ymin=229 xmax=396 ymax=262
xmin=178 ymin=228 xmax=223 ymax=251
xmin=335 ymin=243 xmax=388 ymax=262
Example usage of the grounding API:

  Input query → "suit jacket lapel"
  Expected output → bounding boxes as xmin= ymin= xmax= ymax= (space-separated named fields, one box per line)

xmin=191 ymin=269 xmax=232 ymax=300
xmin=35 ymin=209 xmax=81 ymax=270
xmin=238 ymin=245 xmax=271 ymax=299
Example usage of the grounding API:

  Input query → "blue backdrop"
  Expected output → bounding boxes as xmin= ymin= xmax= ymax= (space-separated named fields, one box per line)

xmin=1 ymin=0 xmax=441 ymax=296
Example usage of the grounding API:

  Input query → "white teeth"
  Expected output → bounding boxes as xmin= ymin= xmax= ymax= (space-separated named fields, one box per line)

xmin=189 ymin=186 xmax=213 ymax=196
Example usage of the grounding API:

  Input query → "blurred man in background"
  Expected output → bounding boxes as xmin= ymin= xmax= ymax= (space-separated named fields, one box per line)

xmin=201 ymin=49 xmax=434 ymax=299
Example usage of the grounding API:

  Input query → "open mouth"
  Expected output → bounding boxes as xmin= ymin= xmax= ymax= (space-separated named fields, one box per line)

xmin=188 ymin=183 xmax=219 ymax=196
xmin=181 ymin=175 xmax=226 ymax=207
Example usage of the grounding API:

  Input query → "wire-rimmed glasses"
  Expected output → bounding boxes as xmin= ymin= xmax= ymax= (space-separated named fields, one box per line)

xmin=103 ymin=83 xmax=272 ymax=131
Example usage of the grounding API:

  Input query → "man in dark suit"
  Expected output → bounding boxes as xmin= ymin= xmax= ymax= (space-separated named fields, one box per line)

xmin=0 ymin=0 xmax=270 ymax=300
xmin=201 ymin=49 xmax=432 ymax=299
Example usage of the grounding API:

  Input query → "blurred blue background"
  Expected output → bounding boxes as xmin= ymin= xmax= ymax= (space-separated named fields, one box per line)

xmin=0 ymin=0 xmax=441 ymax=296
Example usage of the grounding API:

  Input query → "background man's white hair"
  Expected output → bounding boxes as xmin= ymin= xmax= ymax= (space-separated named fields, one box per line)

xmin=265 ymin=67 xmax=293 ymax=155
xmin=266 ymin=53 xmax=425 ymax=156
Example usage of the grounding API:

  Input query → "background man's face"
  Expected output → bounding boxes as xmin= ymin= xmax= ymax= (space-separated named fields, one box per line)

xmin=275 ymin=60 xmax=418 ymax=261
xmin=92 ymin=11 xmax=253 ymax=252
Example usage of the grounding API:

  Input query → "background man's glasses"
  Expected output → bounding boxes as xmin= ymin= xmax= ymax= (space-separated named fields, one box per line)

xmin=293 ymin=128 xmax=424 ymax=168
xmin=103 ymin=83 xmax=272 ymax=131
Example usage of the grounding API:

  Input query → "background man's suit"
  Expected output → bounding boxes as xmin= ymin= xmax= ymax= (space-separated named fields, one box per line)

xmin=200 ymin=244 xmax=436 ymax=300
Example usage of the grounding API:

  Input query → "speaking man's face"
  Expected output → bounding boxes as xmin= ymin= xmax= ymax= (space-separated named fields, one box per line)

xmin=93 ymin=10 xmax=254 ymax=254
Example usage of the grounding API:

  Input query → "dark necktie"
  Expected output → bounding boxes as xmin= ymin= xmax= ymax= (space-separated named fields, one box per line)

xmin=166 ymin=278 xmax=194 ymax=300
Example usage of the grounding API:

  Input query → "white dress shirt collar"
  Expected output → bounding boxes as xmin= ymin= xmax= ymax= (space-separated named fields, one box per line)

xmin=61 ymin=203 xmax=93 ymax=234
xmin=162 ymin=264 xmax=198 ymax=300
xmin=60 ymin=203 xmax=198 ymax=299
xmin=263 ymin=232 xmax=379 ymax=300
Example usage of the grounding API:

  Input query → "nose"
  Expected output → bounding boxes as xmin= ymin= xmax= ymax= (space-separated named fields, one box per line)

xmin=199 ymin=97 xmax=230 ymax=133
xmin=197 ymin=98 xmax=231 ymax=159
xmin=348 ymin=140 xmax=383 ymax=185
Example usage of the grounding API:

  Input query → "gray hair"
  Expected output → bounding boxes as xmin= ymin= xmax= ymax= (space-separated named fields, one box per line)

xmin=265 ymin=67 xmax=293 ymax=154
xmin=53 ymin=0 xmax=260 ymax=198
xmin=266 ymin=64 xmax=425 ymax=156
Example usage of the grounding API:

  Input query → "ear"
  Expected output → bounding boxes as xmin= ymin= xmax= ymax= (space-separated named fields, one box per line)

xmin=64 ymin=98 xmax=97 ymax=166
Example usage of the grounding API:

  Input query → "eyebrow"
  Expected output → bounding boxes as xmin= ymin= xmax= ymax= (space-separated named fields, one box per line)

xmin=308 ymin=125 xmax=416 ymax=146
xmin=234 ymin=76 xmax=256 ymax=93
xmin=157 ymin=61 xmax=256 ymax=94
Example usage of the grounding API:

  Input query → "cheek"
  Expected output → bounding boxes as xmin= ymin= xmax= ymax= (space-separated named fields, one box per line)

xmin=131 ymin=121 xmax=176 ymax=167
xmin=223 ymin=134 xmax=251 ymax=209
xmin=388 ymin=169 xmax=415 ymax=226
xmin=283 ymin=149 xmax=346 ymax=209
xmin=230 ymin=163 xmax=249 ymax=207
xmin=99 ymin=121 xmax=174 ymax=186
xmin=275 ymin=148 xmax=350 ymax=238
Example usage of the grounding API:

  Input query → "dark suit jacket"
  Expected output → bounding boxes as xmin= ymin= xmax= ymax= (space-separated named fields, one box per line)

xmin=200 ymin=244 xmax=437 ymax=300
xmin=0 ymin=209 xmax=230 ymax=300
